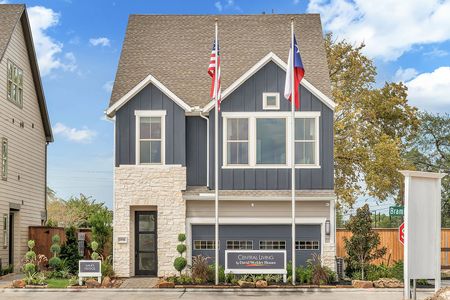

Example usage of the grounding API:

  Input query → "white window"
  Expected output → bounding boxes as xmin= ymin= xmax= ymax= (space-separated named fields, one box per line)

xmin=222 ymin=112 xmax=320 ymax=168
xmin=194 ymin=240 xmax=216 ymax=250
xmin=1 ymin=138 xmax=7 ymax=181
xmin=135 ymin=111 xmax=166 ymax=164
xmin=296 ymin=240 xmax=320 ymax=250
xmin=226 ymin=240 xmax=253 ymax=250
xmin=262 ymin=92 xmax=280 ymax=110
xmin=225 ymin=118 xmax=249 ymax=165
xmin=295 ymin=117 xmax=319 ymax=166
xmin=2 ymin=214 xmax=7 ymax=248
xmin=7 ymin=60 xmax=23 ymax=107
xmin=259 ymin=240 xmax=286 ymax=250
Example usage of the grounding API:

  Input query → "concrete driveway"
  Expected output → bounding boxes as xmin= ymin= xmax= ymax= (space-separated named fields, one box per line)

xmin=0 ymin=289 xmax=435 ymax=300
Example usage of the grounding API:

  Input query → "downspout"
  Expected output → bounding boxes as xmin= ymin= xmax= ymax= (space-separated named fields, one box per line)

xmin=199 ymin=112 xmax=209 ymax=188
xmin=44 ymin=141 xmax=49 ymax=224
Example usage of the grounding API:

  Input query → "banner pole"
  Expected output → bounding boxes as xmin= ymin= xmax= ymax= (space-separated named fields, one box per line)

xmin=214 ymin=18 xmax=219 ymax=286
xmin=290 ymin=17 xmax=296 ymax=286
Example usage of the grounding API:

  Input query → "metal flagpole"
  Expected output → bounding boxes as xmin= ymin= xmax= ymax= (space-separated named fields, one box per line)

xmin=214 ymin=18 xmax=219 ymax=286
xmin=290 ymin=17 xmax=296 ymax=286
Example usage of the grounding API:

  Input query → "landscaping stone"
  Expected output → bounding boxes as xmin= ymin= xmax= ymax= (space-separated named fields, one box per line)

xmin=351 ymin=280 xmax=373 ymax=288
xmin=85 ymin=278 xmax=101 ymax=288
xmin=101 ymin=276 xmax=112 ymax=288
xmin=425 ymin=287 xmax=450 ymax=300
xmin=12 ymin=279 xmax=25 ymax=288
xmin=238 ymin=280 xmax=256 ymax=288
xmin=373 ymin=278 xmax=403 ymax=288
xmin=157 ymin=280 xmax=175 ymax=288
xmin=255 ymin=280 xmax=268 ymax=288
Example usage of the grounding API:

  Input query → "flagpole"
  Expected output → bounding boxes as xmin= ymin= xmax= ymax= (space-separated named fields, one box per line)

xmin=290 ymin=17 xmax=296 ymax=286
xmin=214 ymin=18 xmax=219 ymax=286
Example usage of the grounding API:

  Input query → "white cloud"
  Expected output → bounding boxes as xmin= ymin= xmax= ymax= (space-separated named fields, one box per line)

xmin=405 ymin=67 xmax=450 ymax=112
xmin=394 ymin=67 xmax=418 ymax=83
xmin=102 ymin=80 xmax=114 ymax=93
xmin=424 ymin=47 xmax=449 ymax=57
xmin=214 ymin=1 xmax=223 ymax=11
xmin=89 ymin=37 xmax=111 ymax=47
xmin=307 ymin=0 xmax=450 ymax=61
xmin=27 ymin=6 xmax=76 ymax=76
xmin=53 ymin=122 xmax=97 ymax=143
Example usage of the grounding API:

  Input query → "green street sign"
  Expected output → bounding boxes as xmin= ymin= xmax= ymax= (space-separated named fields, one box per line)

xmin=389 ymin=206 xmax=404 ymax=216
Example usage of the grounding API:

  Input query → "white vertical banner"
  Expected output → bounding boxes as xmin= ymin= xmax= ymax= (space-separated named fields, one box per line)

xmin=400 ymin=170 xmax=446 ymax=299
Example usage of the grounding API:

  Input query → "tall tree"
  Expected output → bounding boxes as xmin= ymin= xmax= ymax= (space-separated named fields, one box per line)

xmin=404 ymin=112 xmax=450 ymax=226
xmin=325 ymin=33 xmax=420 ymax=206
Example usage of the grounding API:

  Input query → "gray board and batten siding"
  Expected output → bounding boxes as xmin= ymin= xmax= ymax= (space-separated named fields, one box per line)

xmin=115 ymin=83 xmax=186 ymax=167
xmin=209 ymin=61 xmax=334 ymax=190
xmin=186 ymin=116 xmax=208 ymax=186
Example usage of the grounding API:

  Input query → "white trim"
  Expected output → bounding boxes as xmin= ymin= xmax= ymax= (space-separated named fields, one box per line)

xmin=262 ymin=92 xmax=280 ymax=110
xmin=399 ymin=170 xmax=446 ymax=179
xmin=203 ymin=52 xmax=336 ymax=112
xmin=106 ymin=74 xmax=191 ymax=117
xmin=183 ymin=195 xmax=336 ymax=201
xmin=222 ymin=111 xmax=321 ymax=169
xmin=135 ymin=110 xmax=166 ymax=165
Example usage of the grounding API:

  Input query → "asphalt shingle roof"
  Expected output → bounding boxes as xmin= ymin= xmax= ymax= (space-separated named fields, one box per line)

xmin=0 ymin=4 xmax=24 ymax=62
xmin=109 ymin=14 xmax=332 ymax=109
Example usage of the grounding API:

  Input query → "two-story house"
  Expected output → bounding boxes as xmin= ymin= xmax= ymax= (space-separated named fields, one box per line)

xmin=106 ymin=14 xmax=336 ymax=277
xmin=0 ymin=4 xmax=53 ymax=270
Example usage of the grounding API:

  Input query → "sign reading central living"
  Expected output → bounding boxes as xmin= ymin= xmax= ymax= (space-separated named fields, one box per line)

xmin=225 ymin=250 xmax=286 ymax=272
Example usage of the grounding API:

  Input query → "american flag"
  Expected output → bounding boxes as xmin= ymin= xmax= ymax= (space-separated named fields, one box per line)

xmin=208 ymin=40 xmax=221 ymax=110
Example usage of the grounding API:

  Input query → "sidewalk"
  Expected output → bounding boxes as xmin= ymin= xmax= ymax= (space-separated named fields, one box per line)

xmin=0 ymin=273 xmax=22 ymax=288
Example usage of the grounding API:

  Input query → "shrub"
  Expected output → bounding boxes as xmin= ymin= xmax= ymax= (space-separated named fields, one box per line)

xmin=60 ymin=226 xmax=82 ymax=274
xmin=89 ymin=208 xmax=113 ymax=256
xmin=49 ymin=234 xmax=62 ymax=270
xmin=102 ymin=255 xmax=115 ymax=277
xmin=208 ymin=263 xmax=225 ymax=283
xmin=91 ymin=241 xmax=100 ymax=260
xmin=173 ymin=233 xmax=187 ymax=275
xmin=308 ymin=254 xmax=328 ymax=286
xmin=177 ymin=244 xmax=187 ymax=254
xmin=191 ymin=255 xmax=210 ymax=283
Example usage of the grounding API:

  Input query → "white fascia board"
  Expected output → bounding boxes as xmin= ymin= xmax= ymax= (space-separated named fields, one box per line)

xmin=202 ymin=52 xmax=336 ymax=112
xmin=106 ymin=74 xmax=192 ymax=117
xmin=399 ymin=170 xmax=447 ymax=179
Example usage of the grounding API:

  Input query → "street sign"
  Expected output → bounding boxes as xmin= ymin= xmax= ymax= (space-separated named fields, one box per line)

xmin=399 ymin=222 xmax=405 ymax=245
xmin=389 ymin=206 xmax=404 ymax=216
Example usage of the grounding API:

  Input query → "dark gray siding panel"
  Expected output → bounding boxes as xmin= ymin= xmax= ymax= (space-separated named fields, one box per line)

xmin=192 ymin=224 xmax=321 ymax=267
xmin=209 ymin=61 xmax=334 ymax=190
xmin=115 ymin=83 xmax=186 ymax=166
xmin=186 ymin=117 xmax=207 ymax=186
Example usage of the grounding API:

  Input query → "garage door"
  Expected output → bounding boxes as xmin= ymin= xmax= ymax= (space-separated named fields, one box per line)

xmin=191 ymin=224 xmax=321 ymax=267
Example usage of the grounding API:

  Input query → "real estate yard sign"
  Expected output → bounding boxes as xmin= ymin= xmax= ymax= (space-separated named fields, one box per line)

xmin=400 ymin=170 xmax=446 ymax=299
xmin=225 ymin=250 xmax=287 ymax=282
xmin=78 ymin=260 xmax=102 ymax=286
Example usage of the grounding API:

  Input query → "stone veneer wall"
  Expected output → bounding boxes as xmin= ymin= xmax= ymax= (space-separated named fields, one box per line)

xmin=323 ymin=242 xmax=336 ymax=271
xmin=113 ymin=165 xmax=186 ymax=277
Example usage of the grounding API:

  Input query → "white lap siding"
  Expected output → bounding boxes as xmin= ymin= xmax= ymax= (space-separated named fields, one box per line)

xmin=0 ymin=20 xmax=47 ymax=270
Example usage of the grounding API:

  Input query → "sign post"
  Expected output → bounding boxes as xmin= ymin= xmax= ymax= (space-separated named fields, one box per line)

xmin=400 ymin=170 xmax=446 ymax=299
xmin=78 ymin=260 xmax=102 ymax=286
xmin=225 ymin=250 xmax=287 ymax=283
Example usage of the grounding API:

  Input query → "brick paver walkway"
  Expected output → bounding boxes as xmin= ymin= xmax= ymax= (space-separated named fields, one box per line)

xmin=119 ymin=277 xmax=158 ymax=289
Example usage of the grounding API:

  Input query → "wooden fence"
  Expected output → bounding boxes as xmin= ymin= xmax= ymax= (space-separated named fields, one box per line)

xmin=29 ymin=226 xmax=92 ymax=260
xmin=336 ymin=228 xmax=450 ymax=268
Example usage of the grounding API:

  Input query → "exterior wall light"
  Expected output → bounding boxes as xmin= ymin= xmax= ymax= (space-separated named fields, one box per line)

xmin=325 ymin=220 xmax=331 ymax=235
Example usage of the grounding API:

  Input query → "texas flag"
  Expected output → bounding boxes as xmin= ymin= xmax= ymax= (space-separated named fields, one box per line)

xmin=284 ymin=35 xmax=305 ymax=109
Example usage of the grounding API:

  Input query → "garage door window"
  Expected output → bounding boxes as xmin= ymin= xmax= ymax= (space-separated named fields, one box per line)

xmin=226 ymin=240 xmax=253 ymax=250
xmin=296 ymin=240 xmax=320 ymax=250
xmin=259 ymin=240 xmax=286 ymax=250
xmin=194 ymin=240 xmax=216 ymax=250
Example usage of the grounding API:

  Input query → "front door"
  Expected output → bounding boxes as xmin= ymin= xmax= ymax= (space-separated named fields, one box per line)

xmin=135 ymin=211 xmax=157 ymax=276
xmin=8 ymin=213 xmax=14 ymax=267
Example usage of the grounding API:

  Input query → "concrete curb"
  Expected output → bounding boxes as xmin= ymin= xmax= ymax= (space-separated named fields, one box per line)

xmin=0 ymin=288 xmax=435 ymax=293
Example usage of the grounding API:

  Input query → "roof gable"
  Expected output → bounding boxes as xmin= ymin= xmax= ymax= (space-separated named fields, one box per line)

xmin=109 ymin=14 xmax=332 ymax=111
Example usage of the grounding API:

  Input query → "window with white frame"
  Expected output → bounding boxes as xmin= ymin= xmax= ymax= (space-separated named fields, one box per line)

xmin=135 ymin=111 xmax=165 ymax=164
xmin=226 ymin=118 xmax=248 ymax=165
xmin=1 ymin=138 xmax=7 ymax=180
xmin=194 ymin=240 xmax=216 ymax=250
xmin=263 ymin=93 xmax=280 ymax=110
xmin=295 ymin=118 xmax=319 ymax=165
xmin=295 ymin=240 xmax=320 ymax=250
xmin=7 ymin=60 xmax=23 ymax=107
xmin=2 ymin=214 xmax=7 ymax=248
xmin=226 ymin=240 xmax=253 ymax=250
xmin=222 ymin=112 xmax=320 ymax=168
xmin=259 ymin=240 xmax=286 ymax=250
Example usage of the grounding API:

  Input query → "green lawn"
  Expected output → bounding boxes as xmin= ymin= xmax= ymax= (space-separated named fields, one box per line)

xmin=46 ymin=278 xmax=71 ymax=288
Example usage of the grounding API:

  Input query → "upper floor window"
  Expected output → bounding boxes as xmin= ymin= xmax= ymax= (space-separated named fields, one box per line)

xmin=223 ymin=112 xmax=320 ymax=168
xmin=7 ymin=60 xmax=23 ymax=107
xmin=226 ymin=118 xmax=248 ymax=165
xmin=1 ymin=138 xmax=8 ymax=180
xmin=135 ymin=111 xmax=165 ymax=164
xmin=262 ymin=92 xmax=280 ymax=110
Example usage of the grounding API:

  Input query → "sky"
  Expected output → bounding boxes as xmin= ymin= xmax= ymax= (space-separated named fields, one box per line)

xmin=2 ymin=0 xmax=449 ymax=209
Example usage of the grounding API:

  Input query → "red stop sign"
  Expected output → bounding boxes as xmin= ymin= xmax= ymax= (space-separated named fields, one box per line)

xmin=399 ymin=222 xmax=405 ymax=245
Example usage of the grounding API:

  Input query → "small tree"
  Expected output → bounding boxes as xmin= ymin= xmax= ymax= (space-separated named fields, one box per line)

xmin=24 ymin=240 xmax=37 ymax=276
xmin=173 ymin=233 xmax=187 ymax=275
xmin=344 ymin=204 xmax=387 ymax=280
xmin=49 ymin=234 xmax=62 ymax=270
xmin=90 ymin=241 xmax=100 ymax=260
xmin=60 ymin=226 xmax=82 ymax=274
